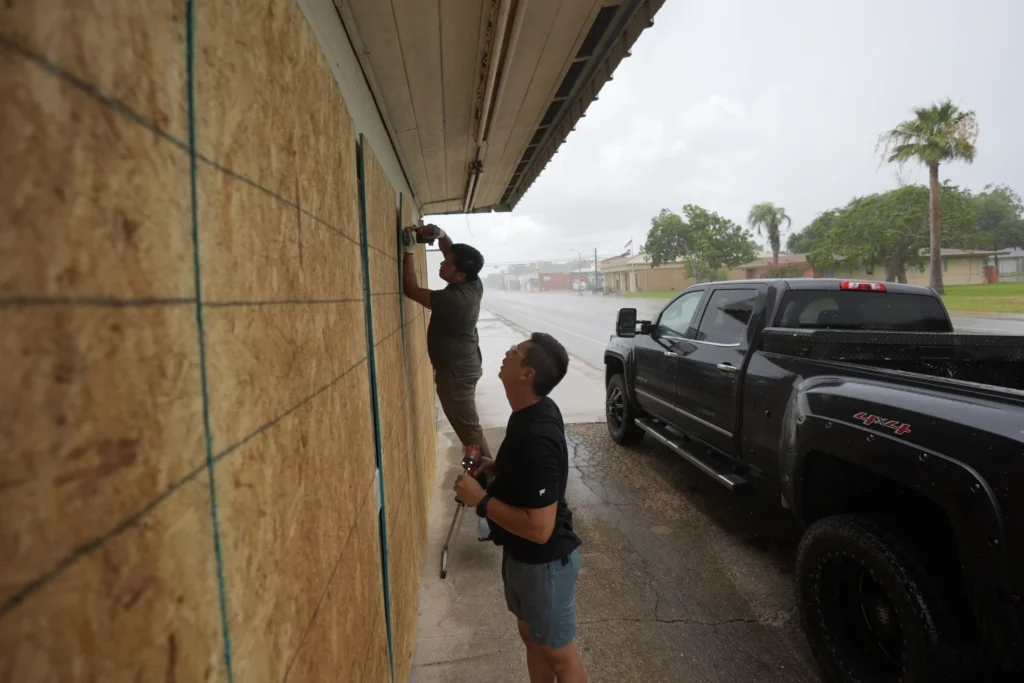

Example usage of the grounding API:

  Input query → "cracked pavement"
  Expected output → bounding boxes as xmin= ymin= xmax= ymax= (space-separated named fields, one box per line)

xmin=411 ymin=424 xmax=822 ymax=682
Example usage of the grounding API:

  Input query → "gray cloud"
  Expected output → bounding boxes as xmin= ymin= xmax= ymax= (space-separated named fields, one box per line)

xmin=430 ymin=0 xmax=1024 ymax=265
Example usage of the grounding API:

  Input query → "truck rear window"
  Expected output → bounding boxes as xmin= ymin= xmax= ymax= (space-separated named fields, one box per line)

xmin=775 ymin=290 xmax=951 ymax=332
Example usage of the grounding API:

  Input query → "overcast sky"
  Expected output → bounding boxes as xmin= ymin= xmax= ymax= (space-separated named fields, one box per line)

xmin=427 ymin=0 xmax=1024 ymax=267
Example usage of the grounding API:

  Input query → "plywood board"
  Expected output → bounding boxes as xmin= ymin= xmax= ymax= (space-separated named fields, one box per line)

xmin=197 ymin=164 xmax=362 ymax=303
xmin=362 ymin=138 xmax=399 ymax=257
xmin=291 ymin=20 xmax=360 ymax=240
xmin=0 ymin=304 xmax=204 ymax=607
xmin=0 ymin=0 xmax=189 ymax=141
xmin=0 ymin=50 xmax=193 ymax=299
xmin=203 ymin=300 xmax=366 ymax=453
xmin=0 ymin=473 xmax=224 ymax=682
xmin=285 ymin=479 xmax=388 ymax=683
xmin=218 ymin=366 xmax=375 ymax=682
xmin=195 ymin=0 xmax=306 ymax=202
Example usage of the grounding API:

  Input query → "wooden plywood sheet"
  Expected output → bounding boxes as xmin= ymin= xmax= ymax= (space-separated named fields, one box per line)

xmin=0 ymin=0 xmax=189 ymax=141
xmin=203 ymin=301 xmax=366 ymax=453
xmin=197 ymin=165 xmax=362 ymax=303
xmin=369 ymin=263 xmax=402 ymax=342
xmin=0 ymin=305 xmax=204 ymax=607
xmin=283 ymin=476 xmax=387 ymax=683
xmin=386 ymin=503 xmax=419 ymax=683
xmin=218 ymin=365 xmax=375 ymax=682
xmin=291 ymin=18 xmax=360 ymax=241
xmin=0 ymin=50 xmax=193 ymax=299
xmin=0 ymin=473 xmax=224 ymax=682
xmin=363 ymin=139 xmax=398 ymax=258
xmin=195 ymin=0 xmax=306 ymax=203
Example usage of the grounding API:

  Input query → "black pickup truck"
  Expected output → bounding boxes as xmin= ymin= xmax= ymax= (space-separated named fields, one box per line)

xmin=603 ymin=278 xmax=1024 ymax=683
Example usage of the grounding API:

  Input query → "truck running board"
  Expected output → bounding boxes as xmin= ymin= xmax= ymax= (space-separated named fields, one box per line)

xmin=635 ymin=418 xmax=750 ymax=493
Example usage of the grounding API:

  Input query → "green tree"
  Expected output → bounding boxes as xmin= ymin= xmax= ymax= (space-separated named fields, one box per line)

xmin=643 ymin=206 xmax=757 ymax=282
xmin=747 ymin=202 xmax=792 ymax=266
xmin=878 ymin=99 xmax=979 ymax=293
xmin=810 ymin=185 xmax=976 ymax=283
xmin=970 ymin=184 xmax=1024 ymax=267
xmin=787 ymin=210 xmax=840 ymax=254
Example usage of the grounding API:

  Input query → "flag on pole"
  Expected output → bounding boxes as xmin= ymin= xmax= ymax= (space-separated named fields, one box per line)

xmin=622 ymin=238 xmax=633 ymax=257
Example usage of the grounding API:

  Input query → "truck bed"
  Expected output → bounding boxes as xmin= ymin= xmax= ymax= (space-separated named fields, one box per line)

xmin=761 ymin=328 xmax=1024 ymax=392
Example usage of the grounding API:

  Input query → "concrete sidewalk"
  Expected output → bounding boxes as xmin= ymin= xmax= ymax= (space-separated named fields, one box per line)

xmin=410 ymin=313 xmax=820 ymax=682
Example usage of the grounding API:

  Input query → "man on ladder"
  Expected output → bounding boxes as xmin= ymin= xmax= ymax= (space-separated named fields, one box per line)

xmin=402 ymin=224 xmax=491 ymax=460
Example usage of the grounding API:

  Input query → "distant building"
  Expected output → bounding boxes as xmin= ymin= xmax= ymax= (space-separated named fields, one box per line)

xmin=727 ymin=253 xmax=814 ymax=280
xmin=601 ymin=254 xmax=695 ymax=293
xmin=997 ymin=248 xmax=1024 ymax=282
xmin=821 ymin=249 xmax=1008 ymax=286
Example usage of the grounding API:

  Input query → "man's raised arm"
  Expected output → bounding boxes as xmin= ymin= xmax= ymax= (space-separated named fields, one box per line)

xmin=401 ymin=227 xmax=431 ymax=309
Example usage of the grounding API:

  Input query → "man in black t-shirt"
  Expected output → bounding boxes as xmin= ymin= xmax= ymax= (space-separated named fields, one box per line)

xmin=454 ymin=332 xmax=587 ymax=683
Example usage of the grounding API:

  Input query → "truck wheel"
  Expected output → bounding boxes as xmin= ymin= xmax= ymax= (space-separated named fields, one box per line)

xmin=796 ymin=514 xmax=964 ymax=683
xmin=606 ymin=374 xmax=644 ymax=445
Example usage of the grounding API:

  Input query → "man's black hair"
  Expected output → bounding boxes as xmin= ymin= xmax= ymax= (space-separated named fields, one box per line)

xmin=523 ymin=332 xmax=569 ymax=397
xmin=451 ymin=243 xmax=484 ymax=281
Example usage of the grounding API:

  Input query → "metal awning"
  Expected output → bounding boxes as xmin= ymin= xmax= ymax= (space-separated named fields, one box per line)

xmin=335 ymin=0 xmax=666 ymax=214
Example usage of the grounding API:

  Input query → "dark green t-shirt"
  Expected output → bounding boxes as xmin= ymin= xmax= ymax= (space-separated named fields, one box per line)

xmin=428 ymin=279 xmax=483 ymax=372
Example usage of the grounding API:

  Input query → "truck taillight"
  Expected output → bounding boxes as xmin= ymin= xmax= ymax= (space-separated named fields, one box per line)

xmin=841 ymin=281 xmax=887 ymax=292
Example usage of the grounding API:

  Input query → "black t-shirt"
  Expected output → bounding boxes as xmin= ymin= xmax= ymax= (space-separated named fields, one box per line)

xmin=486 ymin=397 xmax=581 ymax=564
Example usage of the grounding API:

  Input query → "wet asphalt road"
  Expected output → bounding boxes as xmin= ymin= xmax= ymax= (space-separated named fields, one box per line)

xmin=481 ymin=289 xmax=1024 ymax=368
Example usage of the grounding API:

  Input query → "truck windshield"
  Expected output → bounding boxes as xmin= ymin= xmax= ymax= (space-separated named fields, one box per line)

xmin=775 ymin=290 xmax=952 ymax=332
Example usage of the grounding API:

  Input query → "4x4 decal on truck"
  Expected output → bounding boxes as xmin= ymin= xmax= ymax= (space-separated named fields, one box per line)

xmin=853 ymin=412 xmax=911 ymax=436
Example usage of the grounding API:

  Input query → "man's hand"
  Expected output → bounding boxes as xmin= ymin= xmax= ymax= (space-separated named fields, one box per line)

xmin=454 ymin=473 xmax=485 ymax=507
xmin=401 ymin=227 xmax=417 ymax=254
xmin=421 ymin=224 xmax=447 ymax=243
xmin=475 ymin=456 xmax=495 ymax=478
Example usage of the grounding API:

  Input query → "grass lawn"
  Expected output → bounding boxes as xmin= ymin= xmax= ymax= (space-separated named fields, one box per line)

xmin=941 ymin=282 xmax=1024 ymax=314
xmin=616 ymin=290 xmax=677 ymax=299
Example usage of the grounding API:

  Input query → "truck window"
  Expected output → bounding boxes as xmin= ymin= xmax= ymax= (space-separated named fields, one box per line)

xmin=695 ymin=289 xmax=759 ymax=345
xmin=775 ymin=291 xmax=951 ymax=331
xmin=657 ymin=290 xmax=704 ymax=338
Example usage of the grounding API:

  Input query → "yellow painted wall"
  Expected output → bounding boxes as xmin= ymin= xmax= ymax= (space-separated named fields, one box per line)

xmin=836 ymin=257 xmax=989 ymax=286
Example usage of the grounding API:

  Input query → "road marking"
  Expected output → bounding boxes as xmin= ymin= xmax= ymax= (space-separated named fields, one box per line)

xmin=484 ymin=306 xmax=608 ymax=346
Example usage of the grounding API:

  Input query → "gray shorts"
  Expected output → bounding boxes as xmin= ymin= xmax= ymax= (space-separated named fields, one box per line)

xmin=501 ymin=548 xmax=580 ymax=649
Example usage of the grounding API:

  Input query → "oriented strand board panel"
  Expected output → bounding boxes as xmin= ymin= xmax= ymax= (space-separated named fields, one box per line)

xmin=0 ymin=49 xmax=193 ymax=300
xmin=285 ymin=477 xmax=389 ymax=683
xmin=197 ymin=164 xmax=362 ymax=304
xmin=203 ymin=300 xmax=366 ymax=454
xmin=0 ymin=0 xmax=189 ymax=141
xmin=218 ymin=366 xmax=375 ymax=683
xmin=0 ymin=305 xmax=204 ymax=607
xmin=0 ymin=471 xmax=225 ymax=683
xmin=4 ymin=0 xmax=435 ymax=679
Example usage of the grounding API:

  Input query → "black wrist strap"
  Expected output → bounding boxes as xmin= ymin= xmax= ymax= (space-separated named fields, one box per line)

xmin=476 ymin=494 xmax=492 ymax=518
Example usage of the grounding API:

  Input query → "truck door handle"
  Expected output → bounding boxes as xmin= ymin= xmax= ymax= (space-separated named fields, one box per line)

xmin=717 ymin=363 xmax=738 ymax=373
xmin=664 ymin=351 xmax=679 ymax=358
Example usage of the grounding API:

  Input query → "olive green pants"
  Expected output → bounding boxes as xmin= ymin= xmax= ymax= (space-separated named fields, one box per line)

xmin=435 ymin=367 xmax=492 ymax=460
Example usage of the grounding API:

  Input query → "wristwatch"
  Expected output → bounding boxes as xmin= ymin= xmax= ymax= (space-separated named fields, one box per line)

xmin=476 ymin=494 xmax=493 ymax=518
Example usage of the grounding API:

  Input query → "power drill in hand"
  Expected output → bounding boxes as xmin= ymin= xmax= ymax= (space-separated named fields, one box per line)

xmin=454 ymin=444 xmax=482 ymax=505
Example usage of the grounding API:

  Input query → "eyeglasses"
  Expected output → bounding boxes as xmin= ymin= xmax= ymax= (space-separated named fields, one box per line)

xmin=509 ymin=344 xmax=526 ymax=359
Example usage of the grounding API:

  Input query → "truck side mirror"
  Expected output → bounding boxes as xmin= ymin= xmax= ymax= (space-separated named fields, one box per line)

xmin=616 ymin=308 xmax=638 ymax=337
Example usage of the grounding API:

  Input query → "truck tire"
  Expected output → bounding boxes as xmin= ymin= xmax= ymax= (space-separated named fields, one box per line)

xmin=796 ymin=514 xmax=966 ymax=683
xmin=606 ymin=374 xmax=644 ymax=445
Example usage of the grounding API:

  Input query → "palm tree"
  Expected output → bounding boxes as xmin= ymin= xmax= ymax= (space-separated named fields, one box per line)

xmin=747 ymin=203 xmax=791 ymax=266
xmin=878 ymin=99 xmax=978 ymax=294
